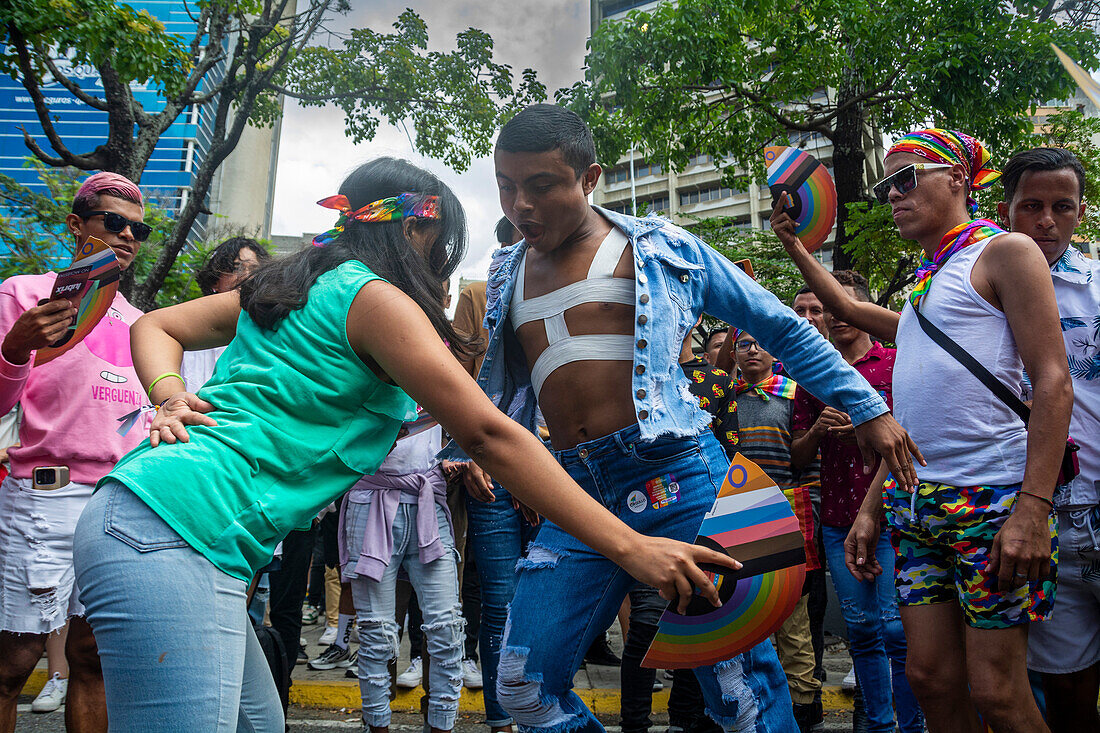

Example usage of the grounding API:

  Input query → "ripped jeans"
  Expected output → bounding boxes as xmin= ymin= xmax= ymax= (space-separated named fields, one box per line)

xmin=499 ymin=425 xmax=795 ymax=733
xmin=345 ymin=499 xmax=464 ymax=730
xmin=821 ymin=525 xmax=922 ymax=733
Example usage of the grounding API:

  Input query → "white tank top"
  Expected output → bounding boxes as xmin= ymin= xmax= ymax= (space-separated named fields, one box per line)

xmin=893 ymin=237 xmax=1028 ymax=485
xmin=510 ymin=227 xmax=636 ymax=397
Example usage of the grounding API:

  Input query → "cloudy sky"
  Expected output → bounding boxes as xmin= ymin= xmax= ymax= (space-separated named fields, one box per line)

xmin=271 ymin=1 xmax=591 ymax=292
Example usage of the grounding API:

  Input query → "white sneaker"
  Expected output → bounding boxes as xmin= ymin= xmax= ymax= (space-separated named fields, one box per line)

xmin=319 ymin=626 xmax=337 ymax=646
xmin=461 ymin=658 xmax=483 ymax=689
xmin=842 ymin=665 xmax=857 ymax=691
xmin=31 ymin=673 xmax=67 ymax=713
xmin=397 ymin=657 xmax=423 ymax=688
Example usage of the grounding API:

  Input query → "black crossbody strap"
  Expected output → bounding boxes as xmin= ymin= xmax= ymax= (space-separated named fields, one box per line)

xmin=912 ymin=306 xmax=1032 ymax=427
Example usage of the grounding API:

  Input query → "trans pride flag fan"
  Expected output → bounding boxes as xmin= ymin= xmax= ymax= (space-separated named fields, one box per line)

xmin=643 ymin=454 xmax=806 ymax=669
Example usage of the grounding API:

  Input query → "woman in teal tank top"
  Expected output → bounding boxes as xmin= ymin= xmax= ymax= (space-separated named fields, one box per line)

xmin=71 ymin=158 xmax=737 ymax=732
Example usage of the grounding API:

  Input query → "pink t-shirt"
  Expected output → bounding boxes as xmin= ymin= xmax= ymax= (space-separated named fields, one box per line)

xmin=0 ymin=273 xmax=150 ymax=484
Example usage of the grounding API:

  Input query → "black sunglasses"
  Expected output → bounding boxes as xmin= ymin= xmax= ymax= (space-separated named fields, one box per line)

xmin=80 ymin=211 xmax=152 ymax=242
xmin=871 ymin=163 xmax=953 ymax=205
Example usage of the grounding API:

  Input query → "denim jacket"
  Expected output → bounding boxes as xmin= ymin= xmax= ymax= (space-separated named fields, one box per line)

xmin=441 ymin=207 xmax=887 ymax=459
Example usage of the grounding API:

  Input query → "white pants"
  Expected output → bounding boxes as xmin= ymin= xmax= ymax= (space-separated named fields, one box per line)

xmin=0 ymin=475 xmax=91 ymax=634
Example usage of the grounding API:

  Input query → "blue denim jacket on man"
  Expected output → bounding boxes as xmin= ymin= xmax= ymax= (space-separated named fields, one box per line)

xmin=442 ymin=207 xmax=887 ymax=459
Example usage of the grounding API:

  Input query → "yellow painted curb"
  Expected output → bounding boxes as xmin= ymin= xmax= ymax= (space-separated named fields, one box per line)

xmin=20 ymin=669 xmax=46 ymax=696
xmin=288 ymin=681 xmax=860 ymax=714
xmin=289 ymin=682 xmax=668 ymax=714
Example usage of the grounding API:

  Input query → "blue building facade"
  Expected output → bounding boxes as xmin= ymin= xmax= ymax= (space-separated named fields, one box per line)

xmin=0 ymin=0 xmax=221 ymax=241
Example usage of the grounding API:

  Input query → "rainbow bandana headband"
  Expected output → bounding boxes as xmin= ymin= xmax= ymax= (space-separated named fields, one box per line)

xmin=909 ymin=219 xmax=1005 ymax=308
xmin=312 ymin=193 xmax=440 ymax=246
xmin=735 ymin=373 xmax=797 ymax=402
xmin=887 ymin=129 xmax=1001 ymax=215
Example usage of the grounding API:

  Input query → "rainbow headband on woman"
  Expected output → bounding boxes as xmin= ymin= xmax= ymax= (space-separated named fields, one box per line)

xmin=886 ymin=129 xmax=1000 ymax=214
xmin=311 ymin=193 xmax=440 ymax=246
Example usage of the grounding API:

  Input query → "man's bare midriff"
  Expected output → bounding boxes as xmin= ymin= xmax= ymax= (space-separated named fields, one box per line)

xmin=515 ymin=229 xmax=641 ymax=451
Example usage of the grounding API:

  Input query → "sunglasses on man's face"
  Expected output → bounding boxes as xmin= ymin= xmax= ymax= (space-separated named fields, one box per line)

xmin=80 ymin=211 xmax=152 ymax=242
xmin=872 ymin=163 xmax=954 ymax=205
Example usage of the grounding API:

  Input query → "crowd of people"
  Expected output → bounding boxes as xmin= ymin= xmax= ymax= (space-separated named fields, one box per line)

xmin=0 ymin=102 xmax=1093 ymax=733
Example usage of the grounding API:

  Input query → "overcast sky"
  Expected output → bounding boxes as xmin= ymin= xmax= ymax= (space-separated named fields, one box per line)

xmin=270 ymin=1 xmax=591 ymax=290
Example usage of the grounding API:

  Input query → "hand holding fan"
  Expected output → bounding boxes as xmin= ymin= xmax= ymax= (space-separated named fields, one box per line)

xmin=35 ymin=236 xmax=120 ymax=366
xmin=765 ymin=146 xmax=837 ymax=254
xmin=642 ymin=453 xmax=806 ymax=669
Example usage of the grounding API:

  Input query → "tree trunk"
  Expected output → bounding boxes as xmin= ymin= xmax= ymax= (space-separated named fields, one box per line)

xmin=829 ymin=74 xmax=867 ymax=273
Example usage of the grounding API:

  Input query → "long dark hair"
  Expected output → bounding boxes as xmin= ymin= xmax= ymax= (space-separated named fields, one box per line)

xmin=239 ymin=158 xmax=471 ymax=356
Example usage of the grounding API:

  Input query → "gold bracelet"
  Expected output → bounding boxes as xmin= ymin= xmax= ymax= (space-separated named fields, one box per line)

xmin=146 ymin=372 xmax=184 ymax=400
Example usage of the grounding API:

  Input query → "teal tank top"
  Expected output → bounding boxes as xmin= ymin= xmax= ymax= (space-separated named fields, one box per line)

xmin=105 ymin=261 xmax=418 ymax=581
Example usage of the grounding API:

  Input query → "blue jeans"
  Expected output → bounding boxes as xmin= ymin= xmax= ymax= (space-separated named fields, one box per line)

xmin=498 ymin=425 xmax=795 ymax=733
xmin=73 ymin=481 xmax=284 ymax=732
xmin=466 ymin=484 xmax=538 ymax=727
xmin=821 ymin=525 xmax=922 ymax=733
xmin=344 ymin=499 xmax=464 ymax=730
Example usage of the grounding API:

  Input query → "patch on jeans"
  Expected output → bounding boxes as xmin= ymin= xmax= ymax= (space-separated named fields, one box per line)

xmin=645 ymin=474 xmax=680 ymax=509
xmin=627 ymin=491 xmax=648 ymax=514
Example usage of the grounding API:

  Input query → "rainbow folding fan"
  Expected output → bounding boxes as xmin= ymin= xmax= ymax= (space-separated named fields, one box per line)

xmin=642 ymin=453 xmax=806 ymax=669
xmin=35 ymin=236 xmax=120 ymax=366
xmin=765 ymin=146 xmax=837 ymax=254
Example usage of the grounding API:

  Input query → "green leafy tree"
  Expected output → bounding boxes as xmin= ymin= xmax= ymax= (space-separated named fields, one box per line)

xmin=2 ymin=0 xmax=545 ymax=309
xmin=0 ymin=161 xmax=256 ymax=309
xmin=560 ymin=0 xmax=1099 ymax=270
xmin=684 ymin=216 xmax=804 ymax=307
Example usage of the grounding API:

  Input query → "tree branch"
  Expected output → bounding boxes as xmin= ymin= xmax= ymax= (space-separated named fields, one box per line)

xmin=37 ymin=52 xmax=109 ymax=110
xmin=8 ymin=29 xmax=105 ymax=170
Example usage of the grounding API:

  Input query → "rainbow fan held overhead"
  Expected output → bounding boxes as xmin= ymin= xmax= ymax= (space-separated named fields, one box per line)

xmin=642 ymin=454 xmax=806 ymax=669
xmin=35 ymin=237 xmax=120 ymax=367
xmin=765 ymin=146 xmax=837 ymax=254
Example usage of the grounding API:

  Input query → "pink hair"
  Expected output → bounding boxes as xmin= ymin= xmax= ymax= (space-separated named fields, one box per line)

xmin=73 ymin=172 xmax=143 ymax=212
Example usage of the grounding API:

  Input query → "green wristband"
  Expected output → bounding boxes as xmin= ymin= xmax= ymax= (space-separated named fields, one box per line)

xmin=146 ymin=372 xmax=184 ymax=400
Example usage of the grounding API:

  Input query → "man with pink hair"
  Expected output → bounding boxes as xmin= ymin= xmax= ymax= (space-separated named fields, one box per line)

xmin=0 ymin=171 xmax=150 ymax=732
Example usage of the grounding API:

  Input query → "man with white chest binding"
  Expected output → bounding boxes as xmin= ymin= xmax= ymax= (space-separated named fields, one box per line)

xmin=443 ymin=104 xmax=923 ymax=733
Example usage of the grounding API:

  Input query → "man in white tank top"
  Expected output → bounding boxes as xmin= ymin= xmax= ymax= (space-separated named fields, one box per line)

xmin=997 ymin=148 xmax=1100 ymax=732
xmin=773 ymin=129 xmax=1072 ymax=733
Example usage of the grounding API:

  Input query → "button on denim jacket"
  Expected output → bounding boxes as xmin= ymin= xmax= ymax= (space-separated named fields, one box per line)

xmin=441 ymin=207 xmax=887 ymax=459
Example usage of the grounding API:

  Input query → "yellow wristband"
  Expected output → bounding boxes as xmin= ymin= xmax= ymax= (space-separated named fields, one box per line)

xmin=146 ymin=372 xmax=184 ymax=400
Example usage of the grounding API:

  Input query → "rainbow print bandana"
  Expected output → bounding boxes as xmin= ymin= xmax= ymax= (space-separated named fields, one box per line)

xmin=909 ymin=219 xmax=1005 ymax=308
xmin=887 ymin=129 xmax=1000 ymax=214
xmin=736 ymin=374 xmax=797 ymax=402
xmin=312 ymin=193 xmax=440 ymax=246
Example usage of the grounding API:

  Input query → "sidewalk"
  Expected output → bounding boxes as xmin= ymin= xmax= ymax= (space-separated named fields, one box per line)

xmin=291 ymin=614 xmax=862 ymax=716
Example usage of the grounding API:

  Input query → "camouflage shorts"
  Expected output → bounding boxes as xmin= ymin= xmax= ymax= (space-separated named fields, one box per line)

xmin=884 ymin=479 xmax=1057 ymax=630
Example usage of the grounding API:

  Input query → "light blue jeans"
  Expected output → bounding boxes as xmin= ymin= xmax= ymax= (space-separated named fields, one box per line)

xmin=821 ymin=525 xmax=922 ymax=733
xmin=345 ymin=498 xmax=464 ymax=730
xmin=72 ymin=480 xmax=284 ymax=732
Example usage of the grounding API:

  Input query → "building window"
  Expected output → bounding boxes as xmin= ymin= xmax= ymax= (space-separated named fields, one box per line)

xmin=679 ymin=185 xmax=737 ymax=206
xmin=605 ymin=159 xmax=663 ymax=184
xmin=606 ymin=195 xmax=669 ymax=215
xmin=687 ymin=153 xmax=713 ymax=166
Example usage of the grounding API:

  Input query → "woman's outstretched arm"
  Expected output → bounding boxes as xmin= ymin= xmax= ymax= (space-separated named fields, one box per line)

xmin=347 ymin=280 xmax=739 ymax=613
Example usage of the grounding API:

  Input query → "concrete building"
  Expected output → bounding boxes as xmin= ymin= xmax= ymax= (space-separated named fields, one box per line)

xmin=0 ymin=1 xmax=282 ymax=248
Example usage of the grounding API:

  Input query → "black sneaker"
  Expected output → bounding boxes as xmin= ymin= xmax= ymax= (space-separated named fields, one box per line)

xmin=583 ymin=634 xmax=621 ymax=666
xmin=793 ymin=701 xmax=824 ymax=733
xmin=308 ymin=644 xmax=356 ymax=670
xmin=297 ymin=643 xmax=307 ymax=662
xmin=345 ymin=667 xmax=358 ymax=679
